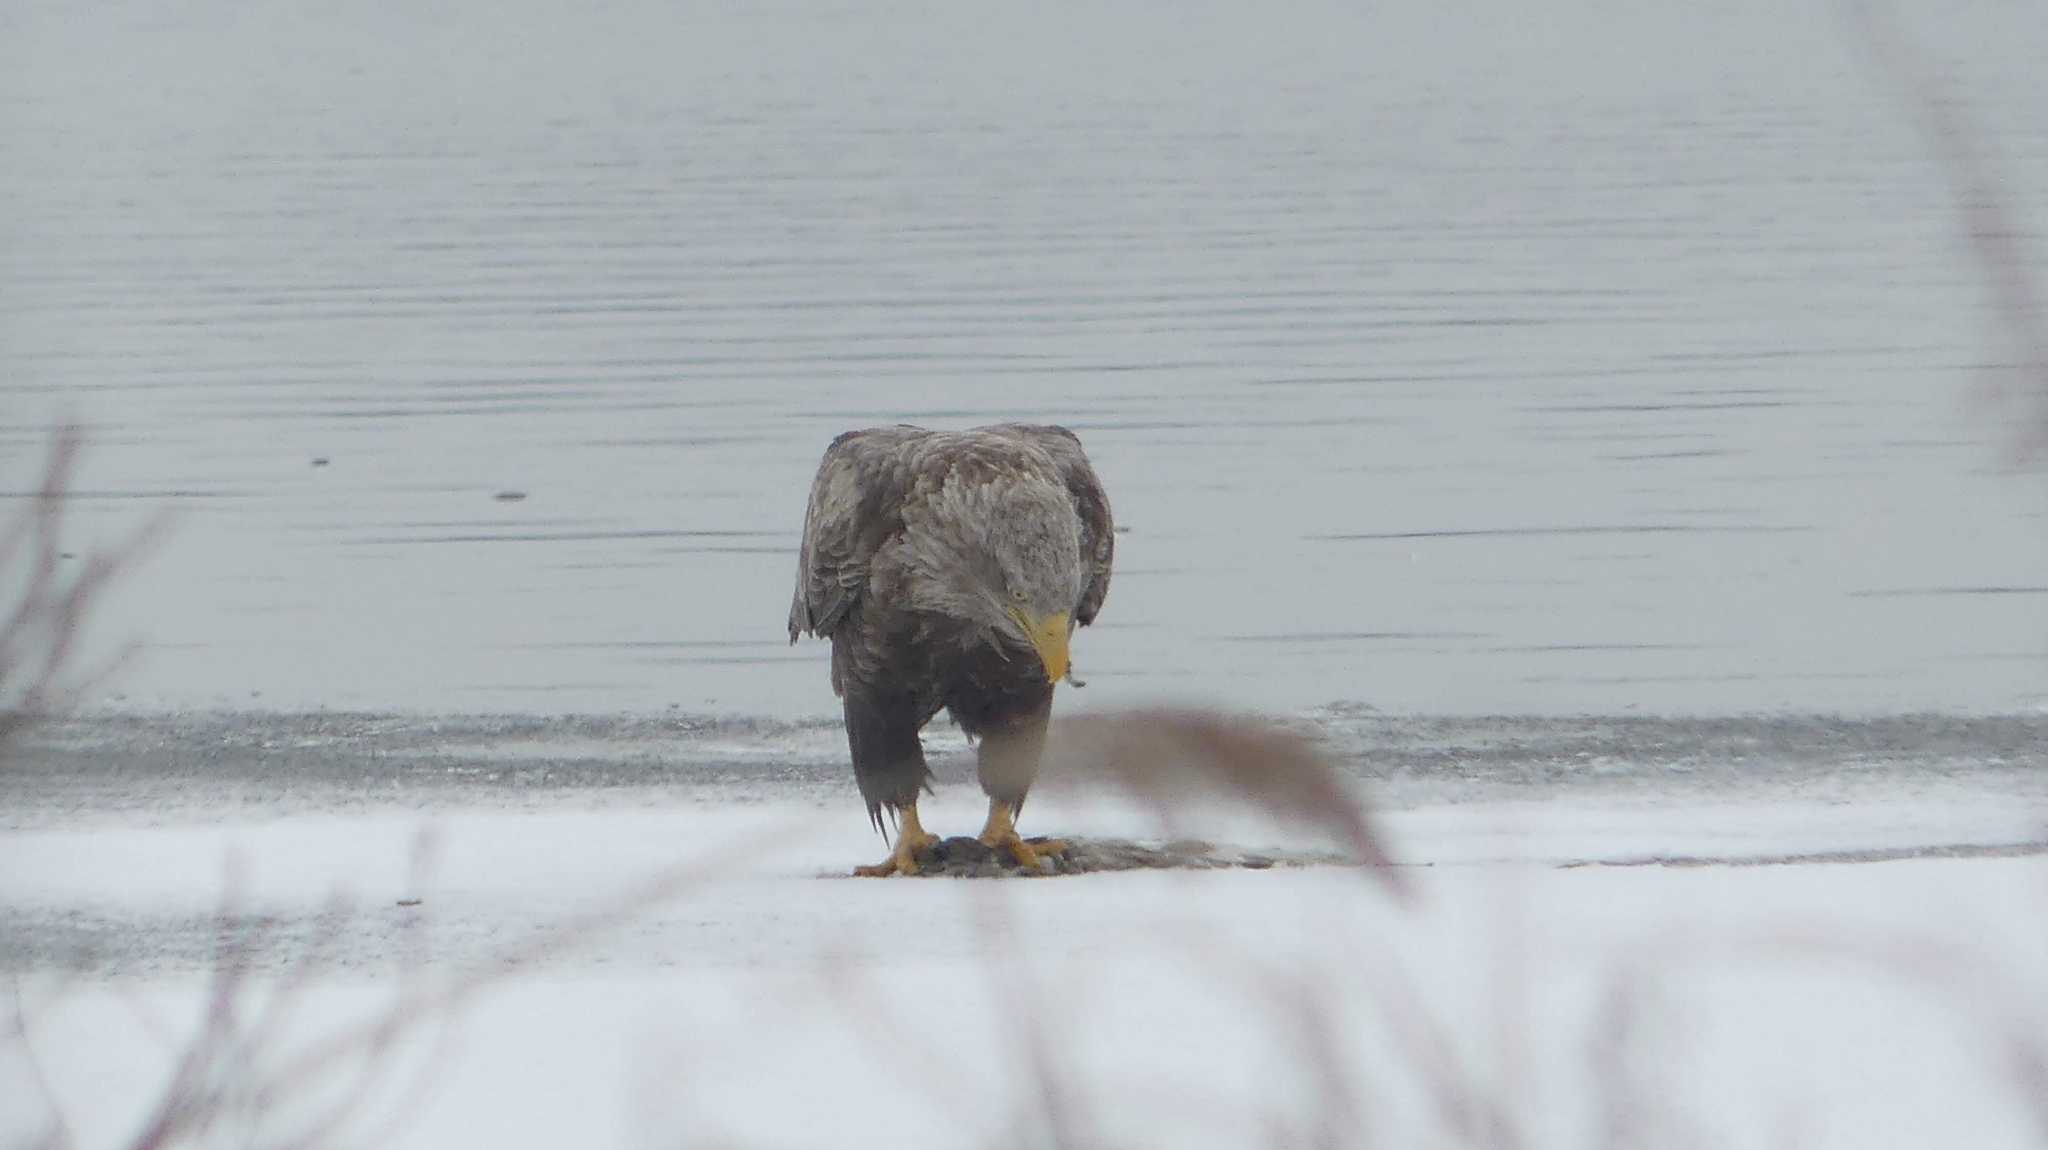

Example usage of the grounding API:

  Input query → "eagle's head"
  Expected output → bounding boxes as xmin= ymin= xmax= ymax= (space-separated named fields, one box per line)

xmin=981 ymin=481 xmax=1085 ymax=684
xmin=902 ymin=471 xmax=1082 ymax=684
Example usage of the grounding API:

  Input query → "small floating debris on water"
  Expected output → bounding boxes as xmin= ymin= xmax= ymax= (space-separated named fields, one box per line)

xmin=493 ymin=490 xmax=528 ymax=502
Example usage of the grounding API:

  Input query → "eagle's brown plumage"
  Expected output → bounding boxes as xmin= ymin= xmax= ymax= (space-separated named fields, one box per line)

xmin=788 ymin=423 xmax=1113 ymax=875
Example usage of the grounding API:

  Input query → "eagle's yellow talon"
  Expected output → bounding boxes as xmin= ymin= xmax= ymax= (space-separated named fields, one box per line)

xmin=990 ymin=834 xmax=1067 ymax=870
xmin=854 ymin=805 xmax=939 ymax=877
xmin=977 ymin=802 xmax=1062 ymax=871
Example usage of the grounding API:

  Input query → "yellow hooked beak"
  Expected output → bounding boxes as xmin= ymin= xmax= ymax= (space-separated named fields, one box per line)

xmin=1010 ymin=608 xmax=1072 ymax=684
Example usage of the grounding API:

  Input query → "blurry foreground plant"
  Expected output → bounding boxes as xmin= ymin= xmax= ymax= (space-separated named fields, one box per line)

xmin=1049 ymin=707 xmax=1405 ymax=894
xmin=1847 ymin=0 xmax=2048 ymax=462
xmin=0 ymin=425 xmax=162 ymax=754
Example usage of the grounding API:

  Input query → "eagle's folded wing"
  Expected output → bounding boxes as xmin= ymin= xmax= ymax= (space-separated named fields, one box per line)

xmin=788 ymin=426 xmax=924 ymax=641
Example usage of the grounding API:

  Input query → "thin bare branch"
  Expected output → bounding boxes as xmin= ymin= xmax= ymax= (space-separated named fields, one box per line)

xmin=1843 ymin=0 xmax=2048 ymax=461
xmin=971 ymin=891 xmax=1097 ymax=1150
xmin=8 ymin=978 xmax=77 ymax=1150
xmin=0 ymin=424 xmax=166 ymax=753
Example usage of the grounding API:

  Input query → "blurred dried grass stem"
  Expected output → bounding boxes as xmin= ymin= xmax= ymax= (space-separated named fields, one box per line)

xmin=0 ymin=424 xmax=161 ymax=754
xmin=1846 ymin=0 xmax=2048 ymax=460
xmin=1048 ymin=706 xmax=1404 ymax=895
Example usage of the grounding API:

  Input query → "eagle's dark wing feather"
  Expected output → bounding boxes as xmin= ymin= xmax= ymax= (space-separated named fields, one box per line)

xmin=984 ymin=423 xmax=1115 ymax=625
xmin=788 ymin=426 xmax=926 ymax=642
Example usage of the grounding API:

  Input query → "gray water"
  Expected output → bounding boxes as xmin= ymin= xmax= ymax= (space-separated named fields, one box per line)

xmin=5 ymin=0 xmax=2048 ymax=718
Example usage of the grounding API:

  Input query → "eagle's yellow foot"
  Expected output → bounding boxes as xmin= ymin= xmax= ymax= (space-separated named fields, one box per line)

xmin=977 ymin=802 xmax=1066 ymax=871
xmin=854 ymin=804 xmax=940 ymax=877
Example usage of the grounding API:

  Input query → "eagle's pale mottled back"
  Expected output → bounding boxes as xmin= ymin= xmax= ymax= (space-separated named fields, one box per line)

xmin=787 ymin=424 xmax=1113 ymax=643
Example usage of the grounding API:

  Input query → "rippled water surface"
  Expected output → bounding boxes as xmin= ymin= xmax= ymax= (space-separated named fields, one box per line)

xmin=5 ymin=0 xmax=2048 ymax=716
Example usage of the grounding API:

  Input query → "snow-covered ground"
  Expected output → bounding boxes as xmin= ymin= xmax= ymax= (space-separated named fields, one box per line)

xmin=7 ymin=805 xmax=2048 ymax=1148
xmin=4 ymin=715 xmax=2046 ymax=1148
